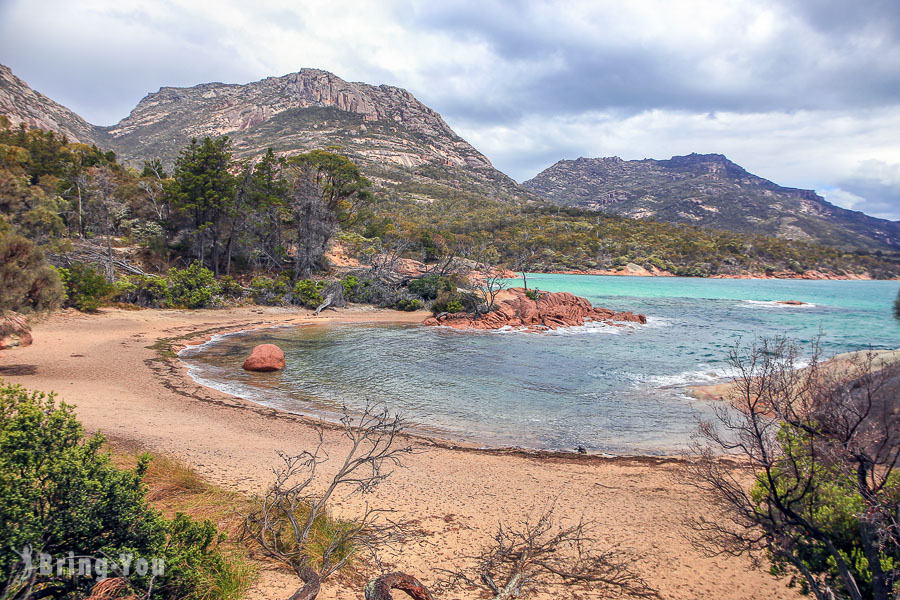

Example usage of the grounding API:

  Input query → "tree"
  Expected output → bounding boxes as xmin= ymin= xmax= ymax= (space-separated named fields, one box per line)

xmin=0 ymin=381 xmax=238 ymax=600
xmin=685 ymin=337 xmax=900 ymax=600
xmin=0 ymin=229 xmax=63 ymax=314
xmin=441 ymin=506 xmax=658 ymax=599
xmin=244 ymin=404 xmax=414 ymax=600
xmin=285 ymin=151 xmax=373 ymax=279
xmin=468 ymin=244 xmax=507 ymax=316
xmin=238 ymin=149 xmax=288 ymax=273
xmin=167 ymin=137 xmax=236 ymax=275
xmin=85 ymin=165 xmax=124 ymax=281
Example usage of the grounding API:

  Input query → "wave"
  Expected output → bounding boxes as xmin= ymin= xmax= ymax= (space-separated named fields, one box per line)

xmin=739 ymin=299 xmax=818 ymax=309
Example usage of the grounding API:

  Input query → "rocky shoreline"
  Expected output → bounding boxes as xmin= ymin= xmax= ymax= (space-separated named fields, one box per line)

xmin=423 ymin=287 xmax=646 ymax=331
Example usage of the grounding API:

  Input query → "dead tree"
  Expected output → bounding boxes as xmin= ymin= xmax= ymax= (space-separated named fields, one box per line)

xmin=364 ymin=572 xmax=433 ymax=600
xmin=441 ymin=506 xmax=658 ymax=599
xmin=684 ymin=337 xmax=900 ymax=600
xmin=287 ymin=165 xmax=337 ymax=280
xmin=244 ymin=404 xmax=416 ymax=600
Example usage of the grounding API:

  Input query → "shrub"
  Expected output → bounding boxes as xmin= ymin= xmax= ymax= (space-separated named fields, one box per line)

xmin=166 ymin=262 xmax=219 ymax=308
xmin=0 ymin=380 xmax=241 ymax=599
xmin=57 ymin=263 xmax=115 ymax=311
xmin=216 ymin=275 xmax=244 ymax=299
xmin=408 ymin=274 xmax=459 ymax=301
xmin=249 ymin=275 xmax=292 ymax=305
xmin=341 ymin=274 xmax=359 ymax=297
xmin=525 ymin=288 xmax=540 ymax=301
xmin=394 ymin=298 xmax=421 ymax=311
xmin=293 ymin=279 xmax=325 ymax=308
xmin=0 ymin=229 xmax=64 ymax=313
xmin=116 ymin=274 xmax=169 ymax=307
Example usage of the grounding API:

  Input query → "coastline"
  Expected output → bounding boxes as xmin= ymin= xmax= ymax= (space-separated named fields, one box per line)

xmin=545 ymin=268 xmax=882 ymax=280
xmin=0 ymin=306 xmax=799 ymax=600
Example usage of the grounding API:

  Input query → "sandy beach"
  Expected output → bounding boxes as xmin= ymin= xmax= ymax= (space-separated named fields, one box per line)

xmin=0 ymin=306 xmax=798 ymax=600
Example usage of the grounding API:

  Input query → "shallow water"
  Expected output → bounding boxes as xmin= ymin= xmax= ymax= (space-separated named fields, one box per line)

xmin=180 ymin=275 xmax=900 ymax=455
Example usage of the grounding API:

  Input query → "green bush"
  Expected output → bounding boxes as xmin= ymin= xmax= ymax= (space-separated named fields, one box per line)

xmin=57 ymin=263 xmax=115 ymax=311
xmin=394 ymin=298 xmax=421 ymax=311
xmin=341 ymin=274 xmax=359 ymax=297
xmin=116 ymin=274 xmax=169 ymax=307
xmin=0 ymin=229 xmax=64 ymax=313
xmin=407 ymin=274 xmax=460 ymax=301
xmin=0 ymin=380 xmax=240 ymax=599
xmin=216 ymin=275 xmax=244 ymax=299
xmin=249 ymin=275 xmax=291 ymax=305
xmin=293 ymin=279 xmax=325 ymax=308
xmin=166 ymin=262 xmax=219 ymax=308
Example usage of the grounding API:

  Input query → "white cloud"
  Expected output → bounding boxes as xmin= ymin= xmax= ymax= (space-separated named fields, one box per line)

xmin=822 ymin=188 xmax=867 ymax=210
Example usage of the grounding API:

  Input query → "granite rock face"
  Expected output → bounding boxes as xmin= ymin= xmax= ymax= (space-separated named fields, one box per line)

xmin=0 ymin=65 xmax=101 ymax=144
xmin=423 ymin=288 xmax=646 ymax=331
xmin=523 ymin=153 xmax=900 ymax=251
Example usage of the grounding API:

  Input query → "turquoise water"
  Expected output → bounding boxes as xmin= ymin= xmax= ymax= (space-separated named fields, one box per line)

xmin=180 ymin=275 xmax=900 ymax=455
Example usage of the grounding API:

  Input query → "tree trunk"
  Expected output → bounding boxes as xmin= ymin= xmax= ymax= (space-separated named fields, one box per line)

xmin=287 ymin=567 xmax=321 ymax=600
xmin=364 ymin=572 xmax=434 ymax=600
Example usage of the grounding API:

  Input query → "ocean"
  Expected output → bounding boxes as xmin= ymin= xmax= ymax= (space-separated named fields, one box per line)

xmin=179 ymin=275 xmax=900 ymax=455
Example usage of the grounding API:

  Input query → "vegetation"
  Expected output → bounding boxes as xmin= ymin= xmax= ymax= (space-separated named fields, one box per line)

xmin=0 ymin=380 xmax=253 ymax=600
xmin=686 ymin=338 xmax=900 ymax=600
xmin=244 ymin=405 xmax=415 ymax=600
xmin=1 ymin=114 xmax=897 ymax=323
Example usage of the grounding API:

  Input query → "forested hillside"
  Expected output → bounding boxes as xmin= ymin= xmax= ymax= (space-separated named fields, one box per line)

xmin=0 ymin=116 xmax=897 ymax=324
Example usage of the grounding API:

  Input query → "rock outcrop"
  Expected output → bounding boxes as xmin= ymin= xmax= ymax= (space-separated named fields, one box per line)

xmin=423 ymin=288 xmax=646 ymax=331
xmin=242 ymin=344 xmax=286 ymax=372
xmin=0 ymin=313 xmax=33 ymax=350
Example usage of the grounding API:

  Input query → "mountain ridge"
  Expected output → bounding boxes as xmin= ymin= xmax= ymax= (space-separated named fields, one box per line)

xmin=523 ymin=153 xmax=900 ymax=251
xmin=1 ymin=63 xmax=896 ymax=253
xmin=0 ymin=64 xmax=534 ymax=204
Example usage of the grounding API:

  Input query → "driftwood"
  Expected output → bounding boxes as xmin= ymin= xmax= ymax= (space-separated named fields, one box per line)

xmin=49 ymin=242 xmax=151 ymax=277
xmin=364 ymin=573 xmax=434 ymax=600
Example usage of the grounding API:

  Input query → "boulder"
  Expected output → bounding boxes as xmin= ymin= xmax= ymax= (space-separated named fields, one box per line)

xmin=242 ymin=344 xmax=286 ymax=372
xmin=0 ymin=313 xmax=33 ymax=350
xmin=424 ymin=288 xmax=647 ymax=331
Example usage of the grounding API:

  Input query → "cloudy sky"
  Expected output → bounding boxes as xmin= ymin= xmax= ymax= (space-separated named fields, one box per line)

xmin=2 ymin=0 xmax=899 ymax=219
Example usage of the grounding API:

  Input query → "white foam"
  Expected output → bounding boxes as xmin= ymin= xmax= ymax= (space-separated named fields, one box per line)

xmin=739 ymin=300 xmax=817 ymax=309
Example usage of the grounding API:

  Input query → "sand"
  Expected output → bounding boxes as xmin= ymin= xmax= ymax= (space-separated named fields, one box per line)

xmin=0 ymin=306 xmax=798 ymax=600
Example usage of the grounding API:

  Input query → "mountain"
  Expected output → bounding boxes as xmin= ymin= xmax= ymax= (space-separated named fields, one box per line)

xmin=523 ymin=153 xmax=900 ymax=251
xmin=0 ymin=64 xmax=534 ymax=204
xmin=0 ymin=65 xmax=103 ymax=145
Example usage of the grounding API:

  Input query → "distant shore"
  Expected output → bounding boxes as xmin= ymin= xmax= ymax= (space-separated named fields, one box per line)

xmin=543 ymin=262 xmax=881 ymax=279
xmin=0 ymin=306 xmax=800 ymax=600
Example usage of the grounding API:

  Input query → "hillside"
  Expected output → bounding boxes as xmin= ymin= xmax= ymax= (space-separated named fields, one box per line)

xmin=0 ymin=65 xmax=103 ymax=145
xmin=523 ymin=153 xmax=900 ymax=252
xmin=0 ymin=64 xmax=535 ymax=204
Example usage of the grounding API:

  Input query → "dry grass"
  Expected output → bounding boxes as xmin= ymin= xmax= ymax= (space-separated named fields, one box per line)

xmin=113 ymin=448 xmax=251 ymax=540
xmin=109 ymin=444 xmax=365 ymax=597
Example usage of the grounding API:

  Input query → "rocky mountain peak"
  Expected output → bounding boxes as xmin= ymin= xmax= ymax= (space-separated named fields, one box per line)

xmin=523 ymin=153 xmax=900 ymax=251
xmin=0 ymin=64 xmax=98 ymax=144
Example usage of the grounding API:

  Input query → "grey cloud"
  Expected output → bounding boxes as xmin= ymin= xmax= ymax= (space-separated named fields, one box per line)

xmin=834 ymin=181 xmax=900 ymax=222
xmin=407 ymin=0 xmax=900 ymax=127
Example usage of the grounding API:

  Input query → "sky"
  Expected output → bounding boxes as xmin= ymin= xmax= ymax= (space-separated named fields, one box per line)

xmin=1 ymin=0 xmax=899 ymax=220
